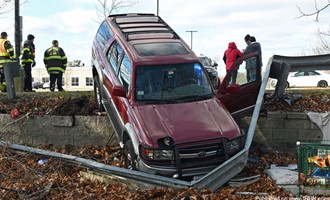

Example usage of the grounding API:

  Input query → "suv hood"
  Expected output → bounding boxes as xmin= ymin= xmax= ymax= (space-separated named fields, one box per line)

xmin=133 ymin=99 xmax=241 ymax=147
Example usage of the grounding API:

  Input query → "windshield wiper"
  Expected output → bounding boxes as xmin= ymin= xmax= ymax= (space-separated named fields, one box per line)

xmin=139 ymin=99 xmax=178 ymax=104
xmin=177 ymin=94 xmax=213 ymax=101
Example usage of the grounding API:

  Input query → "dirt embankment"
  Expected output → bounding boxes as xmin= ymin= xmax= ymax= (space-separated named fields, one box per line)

xmin=0 ymin=91 xmax=97 ymax=116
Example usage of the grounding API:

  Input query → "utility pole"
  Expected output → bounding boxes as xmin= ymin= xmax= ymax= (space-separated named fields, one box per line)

xmin=157 ymin=0 xmax=159 ymax=16
xmin=15 ymin=0 xmax=21 ymax=59
xmin=14 ymin=0 xmax=23 ymax=93
xmin=186 ymin=30 xmax=198 ymax=50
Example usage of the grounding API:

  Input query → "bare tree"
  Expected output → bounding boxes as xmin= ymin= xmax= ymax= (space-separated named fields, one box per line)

xmin=0 ymin=0 xmax=28 ymax=15
xmin=95 ymin=0 xmax=138 ymax=23
xmin=0 ymin=0 xmax=15 ymax=16
xmin=295 ymin=1 xmax=330 ymax=55
xmin=312 ymin=26 xmax=330 ymax=54
xmin=295 ymin=0 xmax=330 ymax=22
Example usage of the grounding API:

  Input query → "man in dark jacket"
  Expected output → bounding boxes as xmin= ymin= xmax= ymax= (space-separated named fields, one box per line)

xmin=21 ymin=34 xmax=36 ymax=92
xmin=43 ymin=40 xmax=67 ymax=92
xmin=243 ymin=35 xmax=262 ymax=82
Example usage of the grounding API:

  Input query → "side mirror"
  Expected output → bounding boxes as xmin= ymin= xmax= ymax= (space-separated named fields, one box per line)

xmin=213 ymin=62 xmax=218 ymax=67
xmin=111 ymin=85 xmax=126 ymax=97
xmin=226 ymin=83 xmax=240 ymax=93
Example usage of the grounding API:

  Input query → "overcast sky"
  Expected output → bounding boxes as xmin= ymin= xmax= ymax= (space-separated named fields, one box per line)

xmin=1 ymin=0 xmax=329 ymax=75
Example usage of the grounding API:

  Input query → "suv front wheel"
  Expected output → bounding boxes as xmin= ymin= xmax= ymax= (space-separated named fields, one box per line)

xmin=124 ymin=140 xmax=137 ymax=170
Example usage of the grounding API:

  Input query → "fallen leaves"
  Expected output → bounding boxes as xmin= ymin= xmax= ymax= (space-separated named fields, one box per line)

xmin=262 ymin=91 xmax=330 ymax=114
xmin=0 ymin=145 xmax=299 ymax=199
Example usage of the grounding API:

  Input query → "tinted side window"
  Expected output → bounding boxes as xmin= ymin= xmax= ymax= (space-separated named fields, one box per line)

xmin=119 ymin=54 xmax=131 ymax=93
xmin=108 ymin=40 xmax=124 ymax=74
xmin=308 ymin=71 xmax=319 ymax=76
xmin=294 ymin=71 xmax=305 ymax=77
xmin=96 ymin=21 xmax=113 ymax=49
xmin=133 ymin=42 xmax=189 ymax=56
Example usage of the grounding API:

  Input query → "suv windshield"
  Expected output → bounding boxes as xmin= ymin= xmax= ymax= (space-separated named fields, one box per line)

xmin=199 ymin=56 xmax=212 ymax=66
xmin=135 ymin=63 xmax=213 ymax=102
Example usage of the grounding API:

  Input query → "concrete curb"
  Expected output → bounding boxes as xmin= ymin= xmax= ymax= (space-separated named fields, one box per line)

xmin=0 ymin=114 xmax=116 ymax=147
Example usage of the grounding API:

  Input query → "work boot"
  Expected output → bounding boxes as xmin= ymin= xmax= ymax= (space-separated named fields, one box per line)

xmin=0 ymin=84 xmax=5 ymax=92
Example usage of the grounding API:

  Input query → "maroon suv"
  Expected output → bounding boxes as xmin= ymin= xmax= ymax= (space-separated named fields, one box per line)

xmin=91 ymin=13 xmax=261 ymax=180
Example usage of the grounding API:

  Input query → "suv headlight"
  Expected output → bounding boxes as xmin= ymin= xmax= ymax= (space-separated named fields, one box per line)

xmin=140 ymin=146 xmax=174 ymax=160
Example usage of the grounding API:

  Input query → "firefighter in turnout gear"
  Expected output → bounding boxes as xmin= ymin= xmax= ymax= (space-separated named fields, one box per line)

xmin=0 ymin=32 xmax=15 ymax=92
xmin=21 ymin=34 xmax=36 ymax=92
xmin=43 ymin=40 xmax=67 ymax=92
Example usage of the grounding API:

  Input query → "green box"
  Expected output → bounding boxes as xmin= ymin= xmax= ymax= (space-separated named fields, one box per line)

xmin=297 ymin=141 xmax=330 ymax=196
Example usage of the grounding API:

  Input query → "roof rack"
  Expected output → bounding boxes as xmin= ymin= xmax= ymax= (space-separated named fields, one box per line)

xmin=110 ymin=13 xmax=180 ymax=41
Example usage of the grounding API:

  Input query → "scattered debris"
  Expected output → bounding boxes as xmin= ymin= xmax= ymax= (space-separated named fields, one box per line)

xmin=229 ymin=175 xmax=261 ymax=187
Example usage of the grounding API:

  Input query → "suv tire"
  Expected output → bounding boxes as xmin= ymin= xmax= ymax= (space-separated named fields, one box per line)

xmin=93 ymin=76 xmax=104 ymax=112
xmin=124 ymin=140 xmax=137 ymax=170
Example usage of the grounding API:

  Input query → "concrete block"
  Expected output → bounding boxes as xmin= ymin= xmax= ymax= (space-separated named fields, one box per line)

xmin=259 ymin=118 xmax=285 ymax=129
xmin=0 ymin=114 xmax=115 ymax=147
xmin=260 ymin=129 xmax=272 ymax=140
xmin=50 ymin=116 xmax=74 ymax=127
xmin=272 ymin=129 xmax=298 ymax=140
xmin=282 ymin=141 xmax=298 ymax=153
xmin=286 ymin=112 xmax=308 ymax=120
xmin=267 ymin=111 xmax=287 ymax=119
xmin=298 ymin=130 xmax=323 ymax=141
xmin=75 ymin=116 xmax=114 ymax=137
xmin=285 ymin=119 xmax=310 ymax=130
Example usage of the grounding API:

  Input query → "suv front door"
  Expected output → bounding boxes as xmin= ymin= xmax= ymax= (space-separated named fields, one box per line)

xmin=217 ymin=52 xmax=262 ymax=117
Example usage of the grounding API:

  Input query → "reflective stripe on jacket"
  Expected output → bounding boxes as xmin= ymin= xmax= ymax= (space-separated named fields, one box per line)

xmin=0 ymin=39 xmax=15 ymax=65
xmin=43 ymin=46 xmax=67 ymax=73
xmin=21 ymin=40 xmax=35 ymax=64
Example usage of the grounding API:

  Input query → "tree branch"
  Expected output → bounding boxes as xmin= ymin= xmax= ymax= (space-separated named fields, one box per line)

xmin=94 ymin=0 xmax=138 ymax=23
xmin=295 ymin=0 xmax=330 ymax=22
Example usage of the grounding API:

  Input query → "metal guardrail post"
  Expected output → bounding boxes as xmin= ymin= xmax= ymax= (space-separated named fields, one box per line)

xmin=3 ymin=62 xmax=20 ymax=99
xmin=269 ymin=60 xmax=290 ymax=98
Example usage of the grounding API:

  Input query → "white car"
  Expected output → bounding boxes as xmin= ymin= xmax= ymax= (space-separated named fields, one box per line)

xmin=42 ymin=81 xmax=50 ymax=89
xmin=270 ymin=70 xmax=330 ymax=88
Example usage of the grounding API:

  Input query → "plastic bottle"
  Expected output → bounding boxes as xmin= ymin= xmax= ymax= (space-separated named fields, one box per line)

xmin=38 ymin=159 xmax=48 ymax=165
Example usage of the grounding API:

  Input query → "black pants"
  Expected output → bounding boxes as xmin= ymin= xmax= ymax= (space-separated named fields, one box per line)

xmin=23 ymin=63 xmax=33 ymax=91
xmin=50 ymin=72 xmax=63 ymax=91
xmin=0 ymin=68 xmax=4 ymax=84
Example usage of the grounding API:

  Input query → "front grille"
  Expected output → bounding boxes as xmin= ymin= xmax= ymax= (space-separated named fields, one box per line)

xmin=174 ymin=139 xmax=227 ymax=177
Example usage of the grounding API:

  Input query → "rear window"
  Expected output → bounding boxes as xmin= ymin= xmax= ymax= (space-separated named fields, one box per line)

xmin=134 ymin=42 xmax=189 ymax=56
xmin=96 ymin=21 xmax=113 ymax=49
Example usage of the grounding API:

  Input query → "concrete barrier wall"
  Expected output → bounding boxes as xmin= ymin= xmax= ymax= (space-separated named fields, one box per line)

xmin=258 ymin=112 xmax=323 ymax=152
xmin=0 ymin=114 xmax=117 ymax=147
xmin=0 ymin=112 xmax=323 ymax=152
